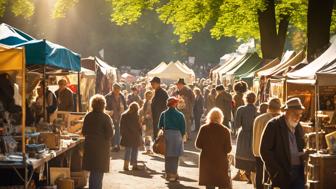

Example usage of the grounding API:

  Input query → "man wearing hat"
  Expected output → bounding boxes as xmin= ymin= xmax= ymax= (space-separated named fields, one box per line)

xmin=252 ymin=98 xmax=281 ymax=189
xmin=260 ymin=97 xmax=306 ymax=189
xmin=105 ymin=83 xmax=127 ymax=152
xmin=176 ymin=78 xmax=195 ymax=140
xmin=150 ymin=77 xmax=169 ymax=140
xmin=215 ymin=85 xmax=232 ymax=127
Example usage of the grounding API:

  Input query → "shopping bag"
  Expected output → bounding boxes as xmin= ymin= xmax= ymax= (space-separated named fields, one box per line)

xmin=153 ymin=130 xmax=165 ymax=155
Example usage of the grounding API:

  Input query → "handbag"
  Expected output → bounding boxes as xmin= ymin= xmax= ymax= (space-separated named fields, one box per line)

xmin=153 ymin=130 xmax=165 ymax=155
xmin=153 ymin=113 xmax=166 ymax=155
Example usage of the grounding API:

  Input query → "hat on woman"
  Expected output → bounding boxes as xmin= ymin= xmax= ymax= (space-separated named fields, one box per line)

xmin=167 ymin=97 xmax=179 ymax=107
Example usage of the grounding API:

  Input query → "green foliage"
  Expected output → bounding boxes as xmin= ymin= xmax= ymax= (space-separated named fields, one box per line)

xmin=109 ymin=0 xmax=310 ymax=44
xmin=290 ymin=30 xmax=306 ymax=51
xmin=0 ymin=0 xmax=8 ymax=17
xmin=53 ymin=0 xmax=79 ymax=18
xmin=211 ymin=0 xmax=260 ymax=41
xmin=110 ymin=0 xmax=159 ymax=25
xmin=0 ymin=0 xmax=34 ymax=19
xmin=157 ymin=0 xmax=215 ymax=43
xmin=10 ymin=0 xmax=34 ymax=19
xmin=331 ymin=9 xmax=336 ymax=34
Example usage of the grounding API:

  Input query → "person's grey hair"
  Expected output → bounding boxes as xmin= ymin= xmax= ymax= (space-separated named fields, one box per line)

xmin=90 ymin=94 xmax=106 ymax=112
xmin=206 ymin=107 xmax=224 ymax=125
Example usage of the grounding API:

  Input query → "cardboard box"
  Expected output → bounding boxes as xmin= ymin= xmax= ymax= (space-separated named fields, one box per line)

xmin=39 ymin=132 xmax=60 ymax=150
xmin=50 ymin=167 xmax=70 ymax=185
xmin=56 ymin=178 xmax=74 ymax=189
xmin=71 ymin=171 xmax=88 ymax=188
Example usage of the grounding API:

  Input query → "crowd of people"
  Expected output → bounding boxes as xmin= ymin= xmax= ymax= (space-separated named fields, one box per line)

xmin=80 ymin=76 xmax=307 ymax=189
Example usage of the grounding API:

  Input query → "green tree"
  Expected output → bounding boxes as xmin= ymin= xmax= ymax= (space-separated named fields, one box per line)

xmin=109 ymin=0 xmax=310 ymax=59
xmin=0 ymin=0 xmax=34 ymax=18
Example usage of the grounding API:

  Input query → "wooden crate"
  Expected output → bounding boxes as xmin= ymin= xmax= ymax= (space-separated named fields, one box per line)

xmin=307 ymin=153 xmax=336 ymax=189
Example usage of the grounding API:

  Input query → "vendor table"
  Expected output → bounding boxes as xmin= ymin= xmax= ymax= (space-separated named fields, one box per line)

xmin=307 ymin=153 xmax=336 ymax=189
xmin=0 ymin=138 xmax=84 ymax=186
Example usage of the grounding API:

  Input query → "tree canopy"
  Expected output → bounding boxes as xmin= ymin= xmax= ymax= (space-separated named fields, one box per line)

xmin=1 ymin=0 xmax=335 ymax=43
xmin=0 ymin=0 xmax=236 ymax=68
xmin=108 ymin=0 xmax=330 ymax=43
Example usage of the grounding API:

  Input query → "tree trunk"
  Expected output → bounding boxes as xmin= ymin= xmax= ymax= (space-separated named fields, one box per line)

xmin=257 ymin=0 xmax=281 ymax=59
xmin=277 ymin=14 xmax=290 ymax=58
xmin=307 ymin=0 xmax=334 ymax=62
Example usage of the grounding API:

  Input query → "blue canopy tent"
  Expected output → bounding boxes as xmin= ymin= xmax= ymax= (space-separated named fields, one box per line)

xmin=0 ymin=23 xmax=82 ymax=112
xmin=15 ymin=39 xmax=81 ymax=72
xmin=0 ymin=23 xmax=80 ymax=72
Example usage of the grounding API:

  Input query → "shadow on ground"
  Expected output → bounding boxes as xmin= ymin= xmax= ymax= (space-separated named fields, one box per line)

xmin=166 ymin=181 xmax=199 ymax=189
xmin=118 ymin=162 xmax=163 ymax=179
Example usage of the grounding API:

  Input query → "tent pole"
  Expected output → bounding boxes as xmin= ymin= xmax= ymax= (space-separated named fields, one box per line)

xmin=77 ymin=72 xmax=81 ymax=112
xmin=315 ymin=79 xmax=319 ymax=154
xmin=22 ymin=48 xmax=27 ymax=189
xmin=42 ymin=65 xmax=47 ymax=121
xmin=283 ymin=79 xmax=287 ymax=102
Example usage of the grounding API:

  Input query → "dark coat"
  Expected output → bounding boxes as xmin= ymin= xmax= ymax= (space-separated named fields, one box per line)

xmin=151 ymin=87 xmax=169 ymax=134
xmin=215 ymin=91 xmax=232 ymax=126
xmin=260 ymin=115 xmax=305 ymax=188
xmin=82 ymin=111 xmax=113 ymax=172
xmin=193 ymin=95 xmax=204 ymax=117
xmin=120 ymin=112 xmax=142 ymax=147
xmin=55 ymin=88 xmax=74 ymax=111
xmin=105 ymin=92 xmax=127 ymax=123
xmin=233 ymin=104 xmax=257 ymax=172
xmin=195 ymin=123 xmax=232 ymax=188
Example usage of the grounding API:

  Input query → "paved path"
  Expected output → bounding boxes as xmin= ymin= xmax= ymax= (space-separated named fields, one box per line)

xmin=100 ymin=133 xmax=254 ymax=189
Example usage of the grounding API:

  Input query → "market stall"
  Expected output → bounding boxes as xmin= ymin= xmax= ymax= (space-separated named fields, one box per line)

xmin=0 ymin=44 xmax=28 ymax=188
xmin=81 ymin=56 xmax=118 ymax=95
xmin=213 ymin=53 xmax=250 ymax=85
xmin=0 ymin=25 xmax=86 ymax=188
xmin=287 ymin=41 xmax=336 ymax=189
xmin=224 ymin=52 xmax=262 ymax=86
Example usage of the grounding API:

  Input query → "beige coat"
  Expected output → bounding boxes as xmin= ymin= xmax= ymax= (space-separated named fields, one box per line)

xmin=252 ymin=112 xmax=279 ymax=157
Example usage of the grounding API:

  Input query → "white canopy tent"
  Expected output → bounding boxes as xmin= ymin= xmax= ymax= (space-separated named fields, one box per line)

xmin=175 ymin=61 xmax=195 ymax=75
xmin=287 ymin=40 xmax=336 ymax=80
xmin=149 ymin=62 xmax=195 ymax=84
xmin=147 ymin=62 xmax=167 ymax=77
xmin=214 ymin=53 xmax=250 ymax=83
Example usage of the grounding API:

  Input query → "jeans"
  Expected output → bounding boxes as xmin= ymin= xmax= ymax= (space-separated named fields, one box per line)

xmin=124 ymin=147 xmax=138 ymax=165
xmin=89 ymin=171 xmax=104 ymax=189
xmin=165 ymin=156 xmax=179 ymax=174
xmin=112 ymin=120 xmax=120 ymax=147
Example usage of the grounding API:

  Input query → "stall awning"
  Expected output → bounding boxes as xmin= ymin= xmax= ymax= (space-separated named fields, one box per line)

xmin=225 ymin=52 xmax=262 ymax=78
xmin=0 ymin=45 xmax=24 ymax=71
xmin=287 ymin=39 xmax=336 ymax=80
xmin=286 ymin=79 xmax=315 ymax=85
xmin=1 ymin=23 xmax=81 ymax=72
xmin=0 ymin=23 xmax=34 ymax=46
xmin=15 ymin=39 xmax=81 ymax=72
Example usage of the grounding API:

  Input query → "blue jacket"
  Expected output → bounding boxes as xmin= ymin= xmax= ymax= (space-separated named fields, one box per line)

xmin=158 ymin=107 xmax=186 ymax=135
